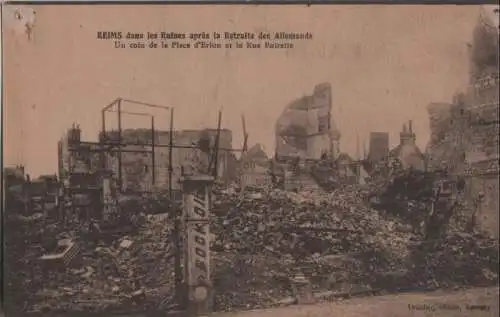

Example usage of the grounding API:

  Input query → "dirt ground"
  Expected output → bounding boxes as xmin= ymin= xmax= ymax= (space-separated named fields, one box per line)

xmin=213 ymin=287 xmax=499 ymax=317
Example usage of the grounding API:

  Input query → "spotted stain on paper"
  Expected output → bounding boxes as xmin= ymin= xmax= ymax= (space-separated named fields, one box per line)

xmin=3 ymin=6 xmax=37 ymax=41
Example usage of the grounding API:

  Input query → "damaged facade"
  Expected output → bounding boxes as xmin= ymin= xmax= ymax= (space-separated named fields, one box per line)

xmin=273 ymin=83 xmax=384 ymax=188
xmin=275 ymin=83 xmax=341 ymax=161
xmin=58 ymin=126 xmax=238 ymax=194
xmin=425 ymin=7 xmax=500 ymax=237
xmin=57 ymin=125 xmax=112 ymax=221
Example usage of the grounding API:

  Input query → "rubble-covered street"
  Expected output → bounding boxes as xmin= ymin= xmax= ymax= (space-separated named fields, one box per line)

xmin=4 ymin=211 xmax=177 ymax=314
xmin=210 ymin=184 xmax=498 ymax=311
xmin=4 ymin=180 xmax=499 ymax=314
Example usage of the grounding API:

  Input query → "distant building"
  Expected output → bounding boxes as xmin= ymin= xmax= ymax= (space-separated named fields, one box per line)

xmin=58 ymin=126 xmax=237 ymax=194
xmin=275 ymin=83 xmax=341 ymax=161
xmin=28 ymin=175 xmax=60 ymax=214
xmin=368 ymin=132 xmax=389 ymax=164
xmin=4 ymin=165 xmax=28 ymax=215
xmin=240 ymin=144 xmax=271 ymax=188
xmin=57 ymin=124 xmax=110 ymax=221
xmin=388 ymin=121 xmax=426 ymax=172
xmin=4 ymin=165 xmax=26 ymax=187
xmin=335 ymin=153 xmax=369 ymax=185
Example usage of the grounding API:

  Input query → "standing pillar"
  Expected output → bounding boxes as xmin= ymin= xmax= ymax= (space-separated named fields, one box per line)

xmin=101 ymin=172 xmax=115 ymax=221
xmin=180 ymin=175 xmax=214 ymax=316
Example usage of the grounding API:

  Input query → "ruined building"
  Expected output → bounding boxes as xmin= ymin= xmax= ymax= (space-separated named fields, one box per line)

xmin=4 ymin=165 xmax=28 ymax=215
xmin=58 ymin=126 xmax=237 ymax=195
xmin=368 ymin=132 xmax=390 ymax=165
xmin=389 ymin=121 xmax=426 ymax=172
xmin=58 ymin=125 xmax=111 ymax=220
xmin=275 ymin=83 xmax=341 ymax=161
xmin=334 ymin=153 xmax=370 ymax=185
xmin=240 ymin=144 xmax=272 ymax=188
xmin=103 ymin=128 xmax=236 ymax=192
xmin=425 ymin=6 xmax=499 ymax=237
xmin=4 ymin=165 xmax=26 ymax=188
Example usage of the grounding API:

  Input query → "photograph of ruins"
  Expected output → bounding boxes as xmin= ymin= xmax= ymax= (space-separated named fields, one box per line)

xmin=2 ymin=4 xmax=499 ymax=317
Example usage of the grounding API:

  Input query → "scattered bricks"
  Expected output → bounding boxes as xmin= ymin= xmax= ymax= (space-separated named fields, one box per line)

xmin=130 ymin=289 xmax=147 ymax=304
xmin=38 ymin=239 xmax=80 ymax=270
xmin=119 ymin=239 xmax=133 ymax=249
xmin=96 ymin=251 xmax=121 ymax=278
xmin=117 ymin=238 xmax=138 ymax=258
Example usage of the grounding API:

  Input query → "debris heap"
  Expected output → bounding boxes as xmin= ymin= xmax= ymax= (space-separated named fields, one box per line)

xmin=209 ymin=186 xmax=416 ymax=311
xmin=210 ymin=185 xmax=498 ymax=311
xmin=6 ymin=213 xmax=176 ymax=314
xmin=5 ymin=182 xmax=498 ymax=314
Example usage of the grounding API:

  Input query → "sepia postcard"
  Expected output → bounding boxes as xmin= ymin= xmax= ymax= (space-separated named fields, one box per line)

xmin=2 ymin=3 xmax=499 ymax=317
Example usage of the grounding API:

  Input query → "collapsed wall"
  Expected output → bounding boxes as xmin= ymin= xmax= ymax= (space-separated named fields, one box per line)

xmin=275 ymin=83 xmax=341 ymax=161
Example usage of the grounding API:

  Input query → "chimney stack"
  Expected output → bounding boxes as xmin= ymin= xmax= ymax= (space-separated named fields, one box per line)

xmin=400 ymin=121 xmax=416 ymax=145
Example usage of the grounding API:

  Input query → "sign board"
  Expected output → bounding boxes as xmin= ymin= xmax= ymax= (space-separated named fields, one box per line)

xmin=184 ymin=186 xmax=210 ymax=221
xmin=185 ymin=221 xmax=210 ymax=286
xmin=180 ymin=175 xmax=214 ymax=315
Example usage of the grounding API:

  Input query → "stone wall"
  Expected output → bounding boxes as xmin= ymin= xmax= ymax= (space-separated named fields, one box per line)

xmin=465 ymin=172 xmax=499 ymax=238
xmin=103 ymin=128 xmax=235 ymax=191
xmin=426 ymin=102 xmax=498 ymax=170
xmin=105 ymin=147 xmax=154 ymax=192
xmin=426 ymin=83 xmax=499 ymax=237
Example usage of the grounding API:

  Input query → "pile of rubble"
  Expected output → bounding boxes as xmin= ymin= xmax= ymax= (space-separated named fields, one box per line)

xmin=8 ymin=213 xmax=176 ymax=314
xmin=210 ymin=185 xmax=499 ymax=311
xmin=6 ymin=183 xmax=498 ymax=314
xmin=408 ymin=232 xmax=499 ymax=289
xmin=209 ymin=186 xmax=416 ymax=310
xmin=212 ymin=186 xmax=413 ymax=261
xmin=212 ymin=253 xmax=295 ymax=311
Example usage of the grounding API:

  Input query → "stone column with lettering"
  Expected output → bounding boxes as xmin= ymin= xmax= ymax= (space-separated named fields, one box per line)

xmin=180 ymin=175 xmax=214 ymax=316
xmin=101 ymin=174 xmax=112 ymax=221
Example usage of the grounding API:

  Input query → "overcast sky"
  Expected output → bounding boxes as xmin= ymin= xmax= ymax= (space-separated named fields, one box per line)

xmin=3 ymin=5 xmax=483 ymax=177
